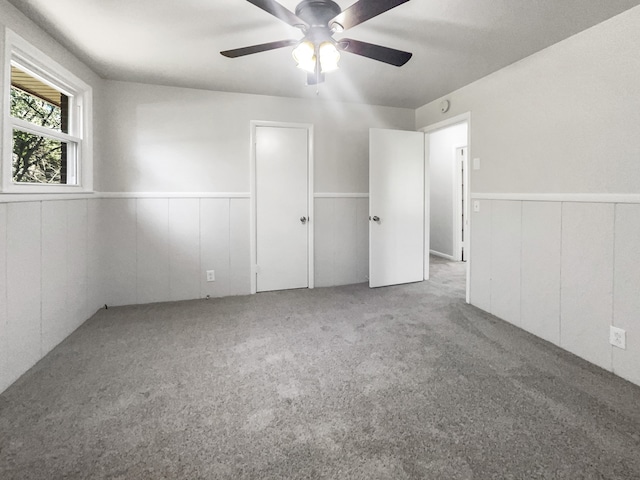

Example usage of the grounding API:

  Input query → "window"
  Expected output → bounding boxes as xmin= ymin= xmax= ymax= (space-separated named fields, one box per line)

xmin=3 ymin=30 xmax=92 ymax=193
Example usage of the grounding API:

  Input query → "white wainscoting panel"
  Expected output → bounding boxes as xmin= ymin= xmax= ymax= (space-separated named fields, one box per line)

xmin=613 ymin=204 xmax=640 ymax=385
xmin=356 ymin=198 xmax=369 ymax=283
xmin=6 ymin=202 xmax=42 ymax=389
xmin=470 ymin=199 xmax=492 ymax=312
xmin=41 ymin=201 xmax=69 ymax=354
xmin=65 ymin=200 xmax=90 ymax=337
xmin=314 ymin=197 xmax=368 ymax=288
xmin=469 ymin=196 xmax=640 ymax=387
xmin=521 ymin=201 xmax=562 ymax=345
xmin=333 ymin=198 xmax=359 ymax=286
xmin=136 ymin=198 xmax=170 ymax=304
xmin=229 ymin=198 xmax=252 ymax=296
xmin=490 ymin=201 xmax=522 ymax=326
xmin=169 ymin=199 xmax=201 ymax=301
xmin=0 ymin=199 xmax=92 ymax=394
xmin=89 ymin=198 xmax=137 ymax=308
xmin=0 ymin=192 xmax=385 ymax=395
xmin=41 ymin=200 xmax=90 ymax=355
xmin=0 ymin=205 xmax=8 ymax=393
xmin=200 ymin=198 xmax=231 ymax=298
xmin=314 ymin=199 xmax=334 ymax=287
xmin=560 ymin=202 xmax=614 ymax=371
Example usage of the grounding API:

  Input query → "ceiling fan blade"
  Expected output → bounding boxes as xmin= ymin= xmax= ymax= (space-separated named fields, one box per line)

xmin=246 ymin=0 xmax=308 ymax=28
xmin=221 ymin=39 xmax=298 ymax=58
xmin=330 ymin=0 xmax=410 ymax=31
xmin=337 ymin=38 xmax=412 ymax=66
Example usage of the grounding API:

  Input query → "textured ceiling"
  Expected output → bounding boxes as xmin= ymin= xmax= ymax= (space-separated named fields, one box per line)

xmin=8 ymin=0 xmax=640 ymax=108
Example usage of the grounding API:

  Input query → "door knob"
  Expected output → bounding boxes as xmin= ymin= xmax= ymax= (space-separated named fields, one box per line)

xmin=300 ymin=216 xmax=308 ymax=224
xmin=372 ymin=216 xmax=380 ymax=222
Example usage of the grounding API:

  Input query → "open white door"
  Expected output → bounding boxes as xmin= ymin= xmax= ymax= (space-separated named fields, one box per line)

xmin=369 ymin=128 xmax=425 ymax=288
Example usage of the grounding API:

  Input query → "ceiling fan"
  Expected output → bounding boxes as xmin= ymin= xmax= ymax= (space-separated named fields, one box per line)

xmin=221 ymin=0 xmax=413 ymax=85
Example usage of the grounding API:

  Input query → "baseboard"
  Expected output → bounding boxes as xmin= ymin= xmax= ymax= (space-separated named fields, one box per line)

xmin=430 ymin=250 xmax=456 ymax=261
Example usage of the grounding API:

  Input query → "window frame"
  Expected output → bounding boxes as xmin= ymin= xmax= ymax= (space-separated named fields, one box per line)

xmin=2 ymin=29 xmax=93 ymax=193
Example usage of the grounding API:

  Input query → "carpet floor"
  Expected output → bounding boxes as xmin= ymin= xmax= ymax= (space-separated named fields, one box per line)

xmin=1 ymin=258 xmax=639 ymax=479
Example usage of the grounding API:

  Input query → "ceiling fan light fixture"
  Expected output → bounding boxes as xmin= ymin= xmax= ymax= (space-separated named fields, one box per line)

xmin=319 ymin=41 xmax=340 ymax=73
xmin=222 ymin=0 xmax=414 ymax=84
xmin=292 ymin=40 xmax=316 ymax=69
xmin=297 ymin=58 xmax=317 ymax=73
xmin=330 ymin=21 xmax=344 ymax=33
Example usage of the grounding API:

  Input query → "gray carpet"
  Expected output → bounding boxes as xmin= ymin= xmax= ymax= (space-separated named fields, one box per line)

xmin=1 ymin=258 xmax=640 ymax=479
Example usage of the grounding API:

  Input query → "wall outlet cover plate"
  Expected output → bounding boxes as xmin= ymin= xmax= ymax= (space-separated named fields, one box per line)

xmin=610 ymin=326 xmax=626 ymax=349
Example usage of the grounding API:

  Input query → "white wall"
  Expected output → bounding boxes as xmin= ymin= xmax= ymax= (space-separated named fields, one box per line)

xmin=416 ymin=6 xmax=640 ymax=195
xmin=470 ymin=199 xmax=640 ymax=386
xmin=0 ymin=0 xmax=104 ymax=393
xmin=96 ymin=81 xmax=414 ymax=293
xmin=0 ymin=199 xmax=98 ymax=393
xmin=87 ymin=196 xmax=251 ymax=308
xmin=428 ymin=123 xmax=467 ymax=258
xmin=315 ymin=196 xmax=369 ymax=287
xmin=415 ymin=6 xmax=640 ymax=386
xmin=97 ymin=81 xmax=414 ymax=194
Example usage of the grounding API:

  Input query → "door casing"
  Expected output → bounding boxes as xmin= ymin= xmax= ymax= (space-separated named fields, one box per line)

xmin=421 ymin=112 xmax=472 ymax=304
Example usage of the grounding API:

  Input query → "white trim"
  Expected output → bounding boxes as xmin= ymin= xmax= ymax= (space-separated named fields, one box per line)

xmin=307 ymin=126 xmax=315 ymax=290
xmin=420 ymin=112 xmax=472 ymax=135
xmin=250 ymin=125 xmax=257 ymax=293
xmin=471 ymin=193 xmax=640 ymax=204
xmin=430 ymin=250 xmax=456 ymax=261
xmin=0 ymin=192 xmax=251 ymax=203
xmin=314 ymin=192 xmax=369 ymax=198
xmin=10 ymin=118 xmax=82 ymax=144
xmin=98 ymin=192 xmax=251 ymax=199
xmin=466 ymin=116 xmax=472 ymax=303
xmin=2 ymin=29 xmax=93 ymax=194
xmin=250 ymin=121 xmax=315 ymax=295
xmin=423 ymin=132 xmax=430 ymax=280
xmin=0 ymin=193 xmax=97 ymax=203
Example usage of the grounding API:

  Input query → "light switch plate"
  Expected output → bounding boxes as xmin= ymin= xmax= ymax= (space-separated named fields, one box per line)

xmin=473 ymin=158 xmax=481 ymax=170
xmin=473 ymin=200 xmax=480 ymax=213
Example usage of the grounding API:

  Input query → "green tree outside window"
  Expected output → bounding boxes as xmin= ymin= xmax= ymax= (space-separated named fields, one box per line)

xmin=10 ymin=86 xmax=68 ymax=184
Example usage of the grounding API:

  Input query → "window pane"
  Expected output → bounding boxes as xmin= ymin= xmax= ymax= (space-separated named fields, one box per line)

xmin=10 ymin=66 xmax=69 ymax=133
xmin=12 ymin=129 xmax=73 ymax=184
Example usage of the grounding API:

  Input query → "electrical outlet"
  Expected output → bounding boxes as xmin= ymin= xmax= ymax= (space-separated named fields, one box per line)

xmin=206 ymin=270 xmax=215 ymax=282
xmin=610 ymin=326 xmax=626 ymax=349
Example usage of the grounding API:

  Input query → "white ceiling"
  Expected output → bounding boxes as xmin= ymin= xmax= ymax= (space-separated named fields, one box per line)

xmin=8 ymin=0 xmax=640 ymax=108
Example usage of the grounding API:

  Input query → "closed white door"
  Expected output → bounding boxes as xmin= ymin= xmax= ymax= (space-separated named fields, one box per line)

xmin=255 ymin=126 xmax=309 ymax=292
xmin=369 ymin=128 xmax=425 ymax=288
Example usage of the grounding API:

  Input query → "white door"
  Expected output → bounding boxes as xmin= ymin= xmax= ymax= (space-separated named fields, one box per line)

xmin=369 ymin=128 xmax=425 ymax=288
xmin=255 ymin=125 xmax=309 ymax=292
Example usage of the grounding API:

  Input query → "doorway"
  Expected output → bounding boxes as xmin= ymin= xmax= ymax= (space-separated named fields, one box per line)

xmin=250 ymin=122 xmax=314 ymax=293
xmin=422 ymin=113 xmax=471 ymax=302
